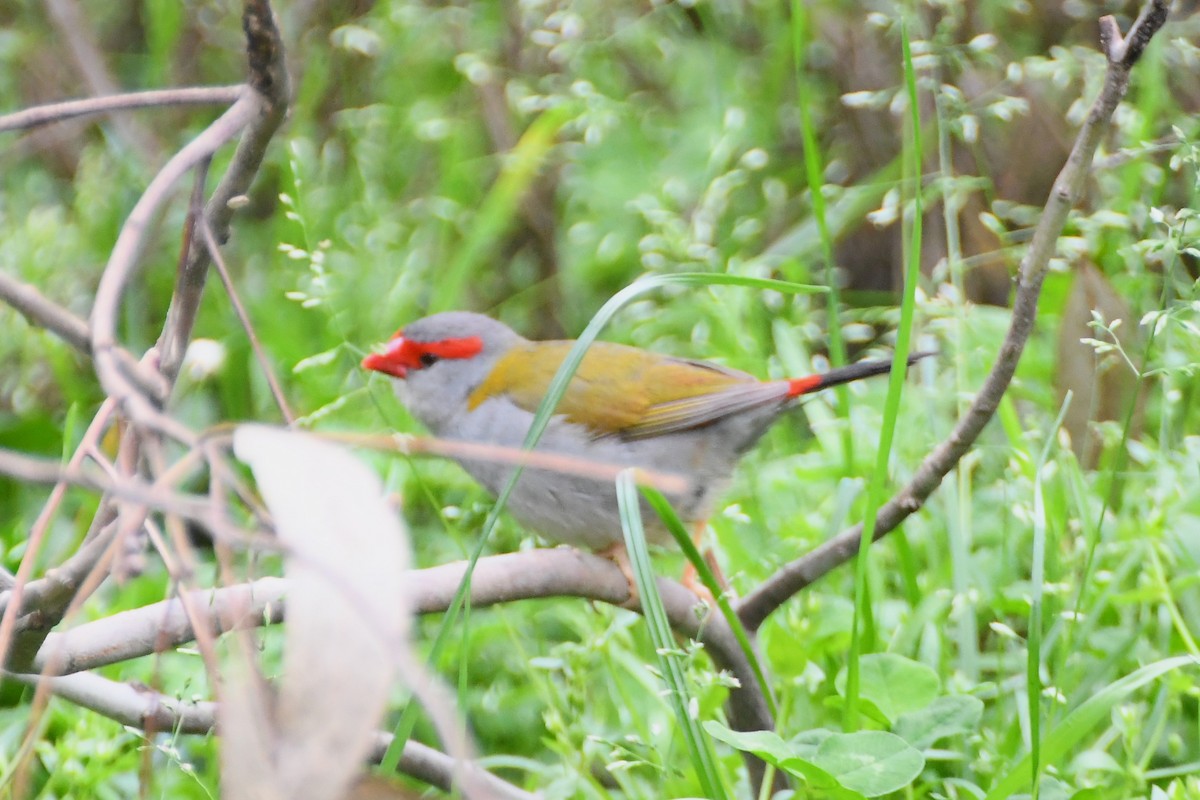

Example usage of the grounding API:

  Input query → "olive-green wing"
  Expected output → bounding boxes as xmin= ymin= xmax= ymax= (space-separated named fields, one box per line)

xmin=467 ymin=341 xmax=787 ymax=439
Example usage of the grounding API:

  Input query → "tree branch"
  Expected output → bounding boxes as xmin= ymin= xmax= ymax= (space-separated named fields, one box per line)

xmin=736 ymin=0 xmax=1171 ymax=632
xmin=0 ymin=86 xmax=245 ymax=134
xmin=2 ymin=670 xmax=536 ymax=799
xmin=27 ymin=549 xmax=775 ymax=793
xmin=0 ymin=271 xmax=169 ymax=400
xmin=156 ymin=0 xmax=291 ymax=382
xmin=88 ymin=91 xmax=261 ymax=431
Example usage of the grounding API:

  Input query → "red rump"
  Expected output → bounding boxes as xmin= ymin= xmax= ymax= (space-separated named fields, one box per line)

xmin=786 ymin=374 xmax=824 ymax=398
xmin=362 ymin=335 xmax=483 ymax=379
xmin=785 ymin=351 xmax=934 ymax=398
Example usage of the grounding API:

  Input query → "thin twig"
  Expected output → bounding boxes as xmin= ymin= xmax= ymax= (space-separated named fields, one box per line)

xmin=0 ymin=86 xmax=245 ymax=134
xmin=202 ymin=220 xmax=296 ymax=423
xmin=156 ymin=0 xmax=290 ymax=381
xmin=0 ymin=271 xmax=169 ymax=400
xmin=736 ymin=0 xmax=1171 ymax=632
xmin=89 ymin=91 xmax=261 ymax=431
xmin=0 ymin=445 xmax=271 ymax=550
xmin=331 ymin=431 xmax=691 ymax=495
xmin=0 ymin=670 xmax=535 ymax=800
xmin=0 ymin=271 xmax=91 ymax=350
xmin=0 ymin=399 xmax=118 ymax=671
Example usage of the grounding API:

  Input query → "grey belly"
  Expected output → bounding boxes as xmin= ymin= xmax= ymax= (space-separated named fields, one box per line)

xmin=432 ymin=393 xmax=777 ymax=551
xmin=438 ymin=398 xmax=743 ymax=550
xmin=458 ymin=430 xmax=730 ymax=550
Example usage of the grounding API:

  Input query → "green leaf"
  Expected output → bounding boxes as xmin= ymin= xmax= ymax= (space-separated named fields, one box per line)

xmin=703 ymin=722 xmax=863 ymax=799
xmin=705 ymin=723 xmax=923 ymax=798
xmin=837 ymin=653 xmax=940 ymax=724
xmin=812 ymin=731 xmax=925 ymax=797
xmin=893 ymin=694 xmax=984 ymax=749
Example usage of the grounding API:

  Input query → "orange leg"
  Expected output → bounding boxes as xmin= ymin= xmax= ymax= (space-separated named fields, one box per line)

xmin=681 ymin=521 xmax=728 ymax=607
xmin=596 ymin=540 xmax=640 ymax=609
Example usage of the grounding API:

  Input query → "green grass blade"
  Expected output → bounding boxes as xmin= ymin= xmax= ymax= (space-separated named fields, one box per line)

xmin=845 ymin=16 xmax=925 ymax=730
xmin=430 ymin=104 xmax=573 ymax=313
xmin=640 ymin=485 xmax=778 ymax=719
xmin=1028 ymin=393 xmax=1074 ymax=798
xmin=616 ymin=470 xmax=731 ymax=800
xmin=791 ymin=0 xmax=852 ymax=471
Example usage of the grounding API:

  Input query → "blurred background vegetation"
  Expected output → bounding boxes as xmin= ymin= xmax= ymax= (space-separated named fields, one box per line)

xmin=1 ymin=0 xmax=1199 ymax=797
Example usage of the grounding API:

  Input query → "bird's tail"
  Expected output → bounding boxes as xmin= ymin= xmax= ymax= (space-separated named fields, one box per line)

xmin=787 ymin=351 xmax=935 ymax=398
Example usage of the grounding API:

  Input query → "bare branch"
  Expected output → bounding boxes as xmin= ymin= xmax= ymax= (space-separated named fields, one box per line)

xmin=0 ymin=448 xmax=203 ymax=515
xmin=0 ymin=87 xmax=245 ymax=134
xmin=1101 ymin=0 xmax=1169 ymax=66
xmin=0 ymin=400 xmax=118 ymax=671
xmin=0 ymin=272 xmax=169 ymax=399
xmin=5 ymin=669 xmax=217 ymax=732
xmin=370 ymin=734 xmax=538 ymax=800
xmin=34 ymin=578 xmax=287 ymax=674
xmin=202 ymin=220 xmax=295 ymax=423
xmin=156 ymin=0 xmax=291 ymax=381
xmin=736 ymin=0 xmax=1172 ymax=632
xmin=26 ymin=548 xmax=774 ymax=792
xmin=89 ymin=91 xmax=262 ymax=428
xmin=0 ymin=445 xmax=268 ymax=558
xmin=1 ymin=669 xmax=535 ymax=799
xmin=0 ymin=271 xmax=90 ymax=350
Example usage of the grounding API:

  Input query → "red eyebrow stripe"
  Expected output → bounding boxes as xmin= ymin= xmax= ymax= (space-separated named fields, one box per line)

xmin=362 ymin=334 xmax=483 ymax=379
xmin=418 ymin=336 xmax=483 ymax=360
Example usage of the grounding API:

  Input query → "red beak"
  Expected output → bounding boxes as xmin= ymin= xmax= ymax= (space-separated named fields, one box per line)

xmin=361 ymin=337 xmax=409 ymax=379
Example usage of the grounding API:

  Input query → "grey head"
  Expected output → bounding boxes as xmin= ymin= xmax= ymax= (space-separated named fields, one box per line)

xmin=368 ymin=311 xmax=525 ymax=434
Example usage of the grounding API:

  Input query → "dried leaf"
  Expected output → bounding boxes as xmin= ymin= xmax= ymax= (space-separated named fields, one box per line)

xmin=225 ymin=426 xmax=411 ymax=800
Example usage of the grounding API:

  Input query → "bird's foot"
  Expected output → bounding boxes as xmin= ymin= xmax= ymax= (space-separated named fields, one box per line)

xmin=595 ymin=541 xmax=640 ymax=610
xmin=681 ymin=568 xmax=718 ymax=608
xmin=681 ymin=521 xmax=732 ymax=610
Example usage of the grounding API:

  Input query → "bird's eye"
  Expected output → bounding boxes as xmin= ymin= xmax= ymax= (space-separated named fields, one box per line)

xmin=418 ymin=353 xmax=440 ymax=368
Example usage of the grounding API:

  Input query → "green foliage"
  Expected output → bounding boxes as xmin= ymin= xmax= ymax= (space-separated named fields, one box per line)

xmin=2 ymin=0 xmax=1199 ymax=797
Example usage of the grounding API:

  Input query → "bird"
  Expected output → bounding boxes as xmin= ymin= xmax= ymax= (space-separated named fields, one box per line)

xmin=363 ymin=311 xmax=930 ymax=597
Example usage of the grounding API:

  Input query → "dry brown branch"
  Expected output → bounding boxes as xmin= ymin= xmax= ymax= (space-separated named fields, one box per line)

xmin=88 ymin=91 xmax=261 ymax=430
xmin=736 ymin=0 xmax=1171 ymax=632
xmin=30 ymin=551 xmax=720 ymax=670
xmin=5 ymin=669 xmax=217 ymax=732
xmin=33 ymin=578 xmax=287 ymax=674
xmin=0 ymin=400 xmax=118 ymax=671
xmin=0 ymin=86 xmax=245 ymax=134
xmin=84 ymin=3 xmax=286 ymax=439
xmin=156 ymin=0 xmax=290 ymax=381
xmin=0 ymin=447 xmax=219 ymax=523
xmin=202 ymin=219 xmax=296 ymax=423
xmin=2 ymin=668 xmax=535 ymax=799
xmin=25 ymin=549 xmax=774 ymax=790
xmin=0 ymin=272 xmax=169 ymax=400
xmin=0 ymin=445 xmax=275 ymax=595
xmin=0 ymin=271 xmax=91 ymax=350
xmin=369 ymin=734 xmax=538 ymax=800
